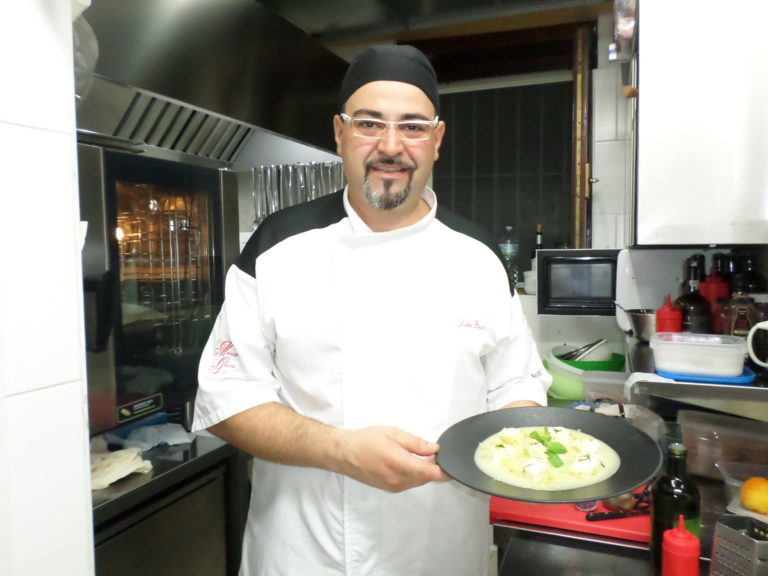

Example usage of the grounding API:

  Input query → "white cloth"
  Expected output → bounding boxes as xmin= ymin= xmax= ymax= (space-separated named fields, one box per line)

xmin=193 ymin=188 xmax=550 ymax=576
xmin=90 ymin=447 xmax=152 ymax=490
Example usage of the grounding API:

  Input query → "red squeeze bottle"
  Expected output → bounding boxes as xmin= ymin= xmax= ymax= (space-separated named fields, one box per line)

xmin=656 ymin=294 xmax=682 ymax=332
xmin=662 ymin=514 xmax=700 ymax=576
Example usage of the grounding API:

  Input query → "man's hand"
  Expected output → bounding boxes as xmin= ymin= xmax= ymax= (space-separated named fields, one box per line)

xmin=333 ymin=426 xmax=451 ymax=493
xmin=500 ymin=399 xmax=542 ymax=409
xmin=208 ymin=403 xmax=450 ymax=493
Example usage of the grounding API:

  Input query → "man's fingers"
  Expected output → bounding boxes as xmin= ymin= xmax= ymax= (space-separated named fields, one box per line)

xmin=388 ymin=428 xmax=439 ymax=456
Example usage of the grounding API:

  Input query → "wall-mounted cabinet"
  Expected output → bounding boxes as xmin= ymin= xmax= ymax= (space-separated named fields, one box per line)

xmin=635 ymin=2 xmax=768 ymax=246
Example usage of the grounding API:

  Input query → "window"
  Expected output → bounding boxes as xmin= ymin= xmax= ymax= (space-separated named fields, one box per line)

xmin=433 ymin=79 xmax=574 ymax=267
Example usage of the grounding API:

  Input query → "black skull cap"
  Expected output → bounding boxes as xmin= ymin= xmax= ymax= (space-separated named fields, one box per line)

xmin=339 ymin=45 xmax=439 ymax=114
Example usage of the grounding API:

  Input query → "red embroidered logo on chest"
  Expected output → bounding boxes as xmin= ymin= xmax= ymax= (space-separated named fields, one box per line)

xmin=209 ymin=340 xmax=239 ymax=374
xmin=457 ymin=319 xmax=486 ymax=330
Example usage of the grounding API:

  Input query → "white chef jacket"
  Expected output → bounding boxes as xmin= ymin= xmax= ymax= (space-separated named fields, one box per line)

xmin=193 ymin=187 xmax=551 ymax=576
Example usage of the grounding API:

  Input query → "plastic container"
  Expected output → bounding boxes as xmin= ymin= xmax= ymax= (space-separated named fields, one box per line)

xmin=545 ymin=354 xmax=585 ymax=402
xmin=650 ymin=332 xmax=747 ymax=377
xmin=582 ymin=371 xmax=630 ymax=403
xmin=546 ymin=346 xmax=627 ymax=402
xmin=677 ymin=410 xmax=768 ymax=479
xmin=655 ymin=366 xmax=755 ymax=385
xmin=715 ymin=461 xmax=768 ymax=502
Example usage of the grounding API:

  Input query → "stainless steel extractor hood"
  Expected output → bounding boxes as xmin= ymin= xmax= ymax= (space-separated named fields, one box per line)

xmin=77 ymin=0 xmax=348 ymax=158
xmin=77 ymin=74 xmax=255 ymax=164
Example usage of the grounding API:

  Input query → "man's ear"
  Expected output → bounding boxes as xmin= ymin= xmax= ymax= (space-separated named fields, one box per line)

xmin=433 ymin=120 xmax=446 ymax=161
xmin=333 ymin=115 xmax=344 ymax=155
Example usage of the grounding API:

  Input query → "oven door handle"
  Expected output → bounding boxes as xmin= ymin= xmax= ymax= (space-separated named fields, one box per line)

xmin=84 ymin=271 xmax=116 ymax=353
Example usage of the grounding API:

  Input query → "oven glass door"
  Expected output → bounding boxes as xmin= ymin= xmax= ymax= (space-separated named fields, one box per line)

xmin=81 ymin=146 xmax=226 ymax=433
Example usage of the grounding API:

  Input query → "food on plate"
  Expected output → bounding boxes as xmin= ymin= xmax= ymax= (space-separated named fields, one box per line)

xmin=474 ymin=426 xmax=620 ymax=490
xmin=740 ymin=476 xmax=768 ymax=515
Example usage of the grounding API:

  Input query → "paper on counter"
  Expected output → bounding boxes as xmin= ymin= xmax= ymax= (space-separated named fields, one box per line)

xmin=90 ymin=447 xmax=152 ymax=490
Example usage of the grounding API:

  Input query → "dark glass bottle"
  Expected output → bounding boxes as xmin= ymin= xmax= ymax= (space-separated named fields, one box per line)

xmin=712 ymin=253 xmax=727 ymax=279
xmin=674 ymin=258 xmax=711 ymax=333
xmin=725 ymin=253 xmax=743 ymax=291
xmin=530 ymin=223 xmax=543 ymax=260
xmin=744 ymin=252 xmax=768 ymax=293
xmin=650 ymin=443 xmax=701 ymax=576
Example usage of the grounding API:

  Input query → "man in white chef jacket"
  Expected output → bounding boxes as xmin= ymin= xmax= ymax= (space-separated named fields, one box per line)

xmin=193 ymin=45 xmax=551 ymax=576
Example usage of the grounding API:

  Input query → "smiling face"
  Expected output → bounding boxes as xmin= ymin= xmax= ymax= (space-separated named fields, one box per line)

xmin=334 ymin=80 xmax=445 ymax=231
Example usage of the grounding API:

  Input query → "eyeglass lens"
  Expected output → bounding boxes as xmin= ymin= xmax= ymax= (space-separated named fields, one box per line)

xmin=350 ymin=118 xmax=433 ymax=140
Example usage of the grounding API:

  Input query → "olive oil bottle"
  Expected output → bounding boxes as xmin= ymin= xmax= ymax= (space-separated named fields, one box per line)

xmin=650 ymin=443 xmax=701 ymax=576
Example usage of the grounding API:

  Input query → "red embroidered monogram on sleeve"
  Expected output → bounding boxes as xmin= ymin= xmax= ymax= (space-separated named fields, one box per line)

xmin=209 ymin=340 xmax=239 ymax=374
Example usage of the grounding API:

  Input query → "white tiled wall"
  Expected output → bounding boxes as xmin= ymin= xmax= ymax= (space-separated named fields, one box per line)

xmin=590 ymin=14 xmax=633 ymax=249
xmin=0 ymin=125 xmax=86 ymax=395
xmin=0 ymin=1 xmax=94 ymax=574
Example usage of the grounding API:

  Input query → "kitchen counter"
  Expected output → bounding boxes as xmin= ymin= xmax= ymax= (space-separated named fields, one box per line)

xmin=92 ymin=435 xmax=250 ymax=576
xmin=92 ymin=435 xmax=242 ymax=525
xmin=493 ymin=475 xmax=727 ymax=576
xmin=630 ymin=377 xmax=768 ymax=423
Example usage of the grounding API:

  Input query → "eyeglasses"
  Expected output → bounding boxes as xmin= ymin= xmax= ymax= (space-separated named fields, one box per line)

xmin=340 ymin=113 xmax=439 ymax=141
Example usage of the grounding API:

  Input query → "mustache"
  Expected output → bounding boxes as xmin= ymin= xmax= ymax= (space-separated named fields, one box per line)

xmin=365 ymin=155 xmax=416 ymax=171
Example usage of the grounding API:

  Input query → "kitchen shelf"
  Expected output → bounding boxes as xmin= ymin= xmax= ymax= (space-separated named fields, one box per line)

xmin=629 ymin=379 xmax=768 ymax=422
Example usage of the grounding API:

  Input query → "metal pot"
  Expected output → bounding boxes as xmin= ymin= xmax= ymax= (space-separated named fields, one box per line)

xmin=625 ymin=309 xmax=656 ymax=342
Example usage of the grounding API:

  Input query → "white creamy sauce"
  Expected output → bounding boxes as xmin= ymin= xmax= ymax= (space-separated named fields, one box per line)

xmin=474 ymin=426 xmax=620 ymax=490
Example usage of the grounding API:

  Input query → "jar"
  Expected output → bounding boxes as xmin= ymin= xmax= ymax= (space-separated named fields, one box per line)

xmin=749 ymin=293 xmax=768 ymax=378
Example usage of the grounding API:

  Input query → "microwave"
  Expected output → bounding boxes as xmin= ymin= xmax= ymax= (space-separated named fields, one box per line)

xmin=536 ymin=249 xmax=620 ymax=315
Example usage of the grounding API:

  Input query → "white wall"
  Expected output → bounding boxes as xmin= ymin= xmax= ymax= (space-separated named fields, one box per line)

xmin=0 ymin=1 xmax=94 ymax=575
xmin=590 ymin=14 xmax=634 ymax=249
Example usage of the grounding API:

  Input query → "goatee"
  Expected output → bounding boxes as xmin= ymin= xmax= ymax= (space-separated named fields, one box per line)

xmin=363 ymin=177 xmax=411 ymax=210
xmin=363 ymin=157 xmax=414 ymax=210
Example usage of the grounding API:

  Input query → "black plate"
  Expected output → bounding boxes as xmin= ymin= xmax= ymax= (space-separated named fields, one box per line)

xmin=436 ymin=406 xmax=662 ymax=503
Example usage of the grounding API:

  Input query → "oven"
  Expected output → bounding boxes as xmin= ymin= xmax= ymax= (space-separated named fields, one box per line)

xmin=78 ymin=140 xmax=239 ymax=434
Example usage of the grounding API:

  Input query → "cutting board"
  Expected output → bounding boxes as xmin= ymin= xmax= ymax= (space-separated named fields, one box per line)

xmin=490 ymin=496 xmax=650 ymax=543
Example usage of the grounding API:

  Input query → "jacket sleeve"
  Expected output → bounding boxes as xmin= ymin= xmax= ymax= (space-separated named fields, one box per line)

xmin=191 ymin=265 xmax=281 ymax=432
xmin=483 ymin=294 xmax=552 ymax=409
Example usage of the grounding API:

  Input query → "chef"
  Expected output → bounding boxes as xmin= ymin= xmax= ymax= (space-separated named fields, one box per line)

xmin=192 ymin=44 xmax=551 ymax=576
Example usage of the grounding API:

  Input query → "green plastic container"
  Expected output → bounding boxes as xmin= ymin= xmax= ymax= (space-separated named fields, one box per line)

xmin=545 ymin=352 xmax=627 ymax=403
xmin=559 ymin=353 xmax=626 ymax=373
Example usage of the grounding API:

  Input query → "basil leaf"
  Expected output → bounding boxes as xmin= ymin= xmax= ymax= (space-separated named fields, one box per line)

xmin=546 ymin=441 xmax=568 ymax=454
xmin=529 ymin=431 xmax=545 ymax=443
xmin=548 ymin=453 xmax=564 ymax=468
